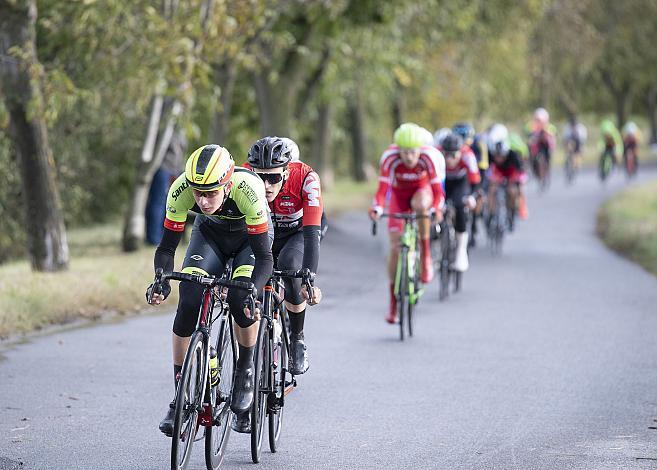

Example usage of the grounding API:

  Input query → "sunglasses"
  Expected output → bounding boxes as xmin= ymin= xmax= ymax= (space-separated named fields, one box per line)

xmin=256 ymin=173 xmax=284 ymax=184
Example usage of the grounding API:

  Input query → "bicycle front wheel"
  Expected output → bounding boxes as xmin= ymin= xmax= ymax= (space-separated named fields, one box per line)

xmin=397 ymin=248 xmax=408 ymax=341
xmin=205 ymin=317 xmax=235 ymax=470
xmin=171 ymin=331 xmax=205 ymax=470
xmin=251 ymin=320 xmax=269 ymax=463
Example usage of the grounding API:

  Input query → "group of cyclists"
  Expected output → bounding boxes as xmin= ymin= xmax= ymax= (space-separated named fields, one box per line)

xmin=367 ymin=107 xmax=646 ymax=324
xmin=143 ymin=106 xmax=645 ymax=455
xmin=146 ymin=137 xmax=324 ymax=436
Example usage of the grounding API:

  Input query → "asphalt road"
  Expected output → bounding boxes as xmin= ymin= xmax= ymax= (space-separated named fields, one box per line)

xmin=2 ymin=166 xmax=657 ymax=470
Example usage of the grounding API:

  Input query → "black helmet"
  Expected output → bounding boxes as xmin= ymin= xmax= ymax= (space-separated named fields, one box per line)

xmin=441 ymin=132 xmax=463 ymax=153
xmin=247 ymin=136 xmax=294 ymax=169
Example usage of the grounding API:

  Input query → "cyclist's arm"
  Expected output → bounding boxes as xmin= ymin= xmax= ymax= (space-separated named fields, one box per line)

xmin=463 ymin=151 xmax=481 ymax=191
xmin=372 ymin=149 xmax=395 ymax=210
xmin=301 ymin=171 xmax=323 ymax=273
xmin=232 ymin=171 xmax=274 ymax=292
xmin=424 ymin=146 xmax=446 ymax=211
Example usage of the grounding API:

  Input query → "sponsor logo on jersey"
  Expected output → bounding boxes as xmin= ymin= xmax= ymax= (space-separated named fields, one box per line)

xmin=237 ymin=180 xmax=258 ymax=204
xmin=303 ymin=175 xmax=321 ymax=207
xmin=280 ymin=201 xmax=295 ymax=207
xmin=190 ymin=254 xmax=204 ymax=261
xmin=171 ymin=180 xmax=189 ymax=201
xmin=167 ymin=204 xmax=177 ymax=213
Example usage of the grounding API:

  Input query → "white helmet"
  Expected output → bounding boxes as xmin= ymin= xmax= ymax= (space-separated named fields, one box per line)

xmin=534 ymin=107 xmax=549 ymax=124
xmin=419 ymin=127 xmax=434 ymax=146
xmin=487 ymin=123 xmax=510 ymax=156
xmin=622 ymin=121 xmax=638 ymax=136
xmin=433 ymin=127 xmax=451 ymax=146
xmin=280 ymin=137 xmax=300 ymax=161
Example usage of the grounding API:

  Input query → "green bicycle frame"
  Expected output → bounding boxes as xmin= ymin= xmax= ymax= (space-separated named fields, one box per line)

xmin=394 ymin=219 xmax=424 ymax=305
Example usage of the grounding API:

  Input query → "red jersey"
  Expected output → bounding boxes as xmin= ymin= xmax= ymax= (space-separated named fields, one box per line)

xmin=373 ymin=144 xmax=445 ymax=211
xmin=244 ymin=160 xmax=323 ymax=236
xmin=444 ymin=145 xmax=481 ymax=185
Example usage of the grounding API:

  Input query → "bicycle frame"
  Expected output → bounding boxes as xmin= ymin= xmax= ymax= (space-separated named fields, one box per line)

xmin=395 ymin=218 xmax=423 ymax=306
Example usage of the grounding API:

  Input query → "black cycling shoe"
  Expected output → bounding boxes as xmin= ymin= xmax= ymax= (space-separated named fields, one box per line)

xmin=289 ymin=333 xmax=309 ymax=375
xmin=230 ymin=412 xmax=251 ymax=433
xmin=230 ymin=364 xmax=254 ymax=414
xmin=159 ymin=401 xmax=175 ymax=437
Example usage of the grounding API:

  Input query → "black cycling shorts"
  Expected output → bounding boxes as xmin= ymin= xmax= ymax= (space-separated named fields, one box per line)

xmin=272 ymin=231 xmax=305 ymax=305
xmin=173 ymin=216 xmax=257 ymax=335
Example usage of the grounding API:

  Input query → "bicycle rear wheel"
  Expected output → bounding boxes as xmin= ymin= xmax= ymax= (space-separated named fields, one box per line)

xmin=171 ymin=331 xmax=205 ymax=470
xmin=439 ymin=225 xmax=451 ymax=301
xmin=251 ymin=320 xmax=269 ymax=463
xmin=268 ymin=310 xmax=287 ymax=452
xmin=599 ymin=151 xmax=612 ymax=181
xmin=205 ymin=317 xmax=235 ymax=470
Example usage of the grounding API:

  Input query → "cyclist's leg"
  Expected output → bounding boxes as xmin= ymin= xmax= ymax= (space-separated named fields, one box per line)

xmin=274 ymin=232 xmax=309 ymax=374
xmin=160 ymin=217 xmax=227 ymax=435
xmin=386 ymin=191 xmax=406 ymax=323
xmin=410 ymin=186 xmax=434 ymax=283
xmin=487 ymin=166 xmax=503 ymax=225
xmin=450 ymin=178 xmax=469 ymax=272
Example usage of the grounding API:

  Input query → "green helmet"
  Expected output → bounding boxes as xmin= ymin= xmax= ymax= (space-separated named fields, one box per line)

xmin=394 ymin=123 xmax=426 ymax=149
xmin=600 ymin=119 xmax=616 ymax=136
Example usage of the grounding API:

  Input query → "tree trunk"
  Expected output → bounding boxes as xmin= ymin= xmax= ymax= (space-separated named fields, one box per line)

xmin=122 ymin=97 xmax=181 ymax=251
xmin=348 ymin=87 xmax=367 ymax=182
xmin=392 ymin=81 xmax=405 ymax=128
xmin=0 ymin=0 xmax=68 ymax=271
xmin=211 ymin=61 xmax=237 ymax=144
xmin=647 ymin=86 xmax=657 ymax=145
xmin=312 ymin=103 xmax=334 ymax=189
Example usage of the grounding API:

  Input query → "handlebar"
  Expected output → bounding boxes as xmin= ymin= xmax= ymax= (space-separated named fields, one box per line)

xmin=371 ymin=212 xmax=434 ymax=236
xmin=150 ymin=268 xmax=258 ymax=315
xmin=271 ymin=268 xmax=317 ymax=305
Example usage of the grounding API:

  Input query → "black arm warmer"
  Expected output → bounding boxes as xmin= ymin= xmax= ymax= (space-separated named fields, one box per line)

xmin=302 ymin=225 xmax=321 ymax=273
xmin=154 ymin=228 xmax=184 ymax=274
xmin=248 ymin=231 xmax=274 ymax=294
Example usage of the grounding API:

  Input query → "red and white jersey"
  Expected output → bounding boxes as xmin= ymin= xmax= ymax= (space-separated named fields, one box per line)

xmin=373 ymin=144 xmax=445 ymax=210
xmin=244 ymin=160 xmax=323 ymax=236
xmin=444 ymin=145 xmax=481 ymax=185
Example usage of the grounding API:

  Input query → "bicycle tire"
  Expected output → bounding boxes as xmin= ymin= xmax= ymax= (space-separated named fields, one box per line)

xmin=171 ymin=331 xmax=205 ymax=470
xmin=205 ymin=317 xmax=235 ymax=470
xmin=439 ymin=224 xmax=450 ymax=301
xmin=268 ymin=308 xmax=287 ymax=453
xmin=251 ymin=320 xmax=269 ymax=463
xmin=599 ymin=150 xmax=612 ymax=181
xmin=407 ymin=248 xmax=420 ymax=338
xmin=397 ymin=247 xmax=408 ymax=341
xmin=565 ymin=153 xmax=575 ymax=185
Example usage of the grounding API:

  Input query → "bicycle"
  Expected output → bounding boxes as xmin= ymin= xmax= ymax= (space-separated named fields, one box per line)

xmin=623 ymin=143 xmax=638 ymax=178
xmin=372 ymin=213 xmax=428 ymax=341
xmin=149 ymin=268 xmax=256 ymax=470
xmin=533 ymin=148 xmax=550 ymax=192
xmin=564 ymin=139 xmax=578 ymax=185
xmin=486 ymin=180 xmax=512 ymax=256
xmin=249 ymin=268 xmax=315 ymax=463
xmin=436 ymin=200 xmax=471 ymax=301
xmin=599 ymin=145 xmax=615 ymax=182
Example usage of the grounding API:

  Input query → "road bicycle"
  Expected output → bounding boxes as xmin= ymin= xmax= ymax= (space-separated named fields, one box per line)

xmin=373 ymin=213 xmax=428 ymax=341
xmin=249 ymin=268 xmax=315 ymax=463
xmin=149 ymin=268 xmax=256 ymax=470
xmin=623 ymin=143 xmax=638 ymax=178
xmin=486 ymin=180 xmax=513 ymax=256
xmin=532 ymin=148 xmax=550 ymax=192
xmin=599 ymin=145 xmax=615 ymax=182
xmin=436 ymin=200 xmax=470 ymax=301
xmin=564 ymin=139 xmax=578 ymax=185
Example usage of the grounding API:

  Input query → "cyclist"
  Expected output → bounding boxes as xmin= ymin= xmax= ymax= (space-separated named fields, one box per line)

xmin=369 ymin=122 xmax=446 ymax=324
xmin=441 ymin=131 xmax=481 ymax=271
xmin=433 ymin=127 xmax=451 ymax=148
xmin=453 ymin=122 xmax=485 ymax=247
xmin=600 ymin=119 xmax=623 ymax=166
xmin=622 ymin=121 xmax=642 ymax=171
xmin=243 ymin=136 xmax=323 ymax=376
xmin=147 ymin=144 xmax=274 ymax=435
xmin=562 ymin=115 xmax=588 ymax=168
xmin=527 ymin=107 xmax=556 ymax=180
xmin=487 ymin=124 xmax=528 ymax=231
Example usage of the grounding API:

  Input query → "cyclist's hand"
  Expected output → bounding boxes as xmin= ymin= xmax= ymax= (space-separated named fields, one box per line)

xmin=464 ymin=195 xmax=477 ymax=210
xmin=368 ymin=205 xmax=383 ymax=221
xmin=146 ymin=282 xmax=170 ymax=305
xmin=432 ymin=207 xmax=444 ymax=223
xmin=301 ymin=285 xmax=322 ymax=306
xmin=243 ymin=299 xmax=261 ymax=321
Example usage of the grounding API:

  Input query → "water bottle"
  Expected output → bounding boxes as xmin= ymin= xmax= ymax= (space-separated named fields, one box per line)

xmin=209 ymin=347 xmax=218 ymax=387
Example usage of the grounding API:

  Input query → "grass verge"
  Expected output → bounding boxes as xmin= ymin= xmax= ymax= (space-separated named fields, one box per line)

xmin=0 ymin=178 xmax=376 ymax=340
xmin=597 ymin=179 xmax=657 ymax=276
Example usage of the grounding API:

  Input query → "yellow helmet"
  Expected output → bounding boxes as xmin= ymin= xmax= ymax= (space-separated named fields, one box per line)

xmin=185 ymin=144 xmax=234 ymax=190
